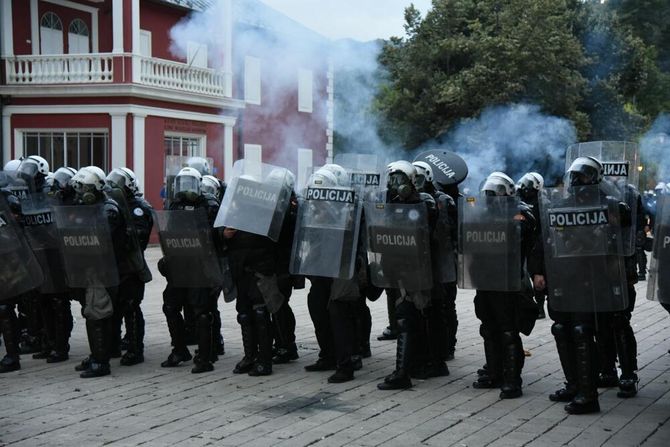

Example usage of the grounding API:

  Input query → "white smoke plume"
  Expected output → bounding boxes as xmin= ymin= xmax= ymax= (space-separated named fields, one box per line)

xmin=639 ymin=114 xmax=670 ymax=184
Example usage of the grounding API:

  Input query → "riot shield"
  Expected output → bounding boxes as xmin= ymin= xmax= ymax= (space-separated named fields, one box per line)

xmin=539 ymin=185 xmax=629 ymax=312
xmin=165 ymin=155 xmax=214 ymax=207
xmin=155 ymin=208 xmax=224 ymax=288
xmin=364 ymin=201 xmax=432 ymax=291
xmin=214 ymin=160 xmax=292 ymax=242
xmin=458 ymin=196 xmax=522 ymax=291
xmin=434 ymin=194 xmax=457 ymax=283
xmin=566 ymin=141 xmax=640 ymax=255
xmin=334 ymin=153 xmax=385 ymax=199
xmin=2 ymin=172 xmax=30 ymax=201
xmin=53 ymin=205 xmax=120 ymax=288
xmin=105 ymin=187 xmax=145 ymax=274
xmin=290 ymin=185 xmax=362 ymax=279
xmin=20 ymin=192 xmax=68 ymax=293
xmin=647 ymin=196 xmax=670 ymax=304
xmin=0 ymin=197 xmax=44 ymax=301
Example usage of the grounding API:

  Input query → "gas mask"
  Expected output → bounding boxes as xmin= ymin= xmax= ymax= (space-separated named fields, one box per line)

xmin=388 ymin=172 xmax=413 ymax=201
xmin=73 ymin=182 xmax=100 ymax=205
xmin=174 ymin=175 xmax=201 ymax=203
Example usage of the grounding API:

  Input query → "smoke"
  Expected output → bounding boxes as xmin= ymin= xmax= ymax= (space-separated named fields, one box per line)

xmin=169 ymin=0 xmax=332 ymax=173
xmin=639 ymin=114 xmax=670 ymax=183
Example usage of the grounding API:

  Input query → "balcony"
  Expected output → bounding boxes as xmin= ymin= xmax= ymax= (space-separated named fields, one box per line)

xmin=3 ymin=54 xmax=231 ymax=100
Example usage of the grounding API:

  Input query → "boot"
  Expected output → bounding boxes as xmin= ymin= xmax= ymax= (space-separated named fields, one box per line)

xmin=249 ymin=308 xmax=272 ymax=376
xmin=163 ymin=302 xmax=188 ymax=363
xmin=535 ymin=294 xmax=546 ymax=319
xmin=120 ymin=304 xmax=145 ymax=366
xmin=565 ymin=324 xmax=600 ymax=414
xmin=80 ymin=318 xmax=111 ymax=378
xmin=47 ymin=297 xmax=71 ymax=363
xmin=161 ymin=349 xmax=192 ymax=367
xmin=596 ymin=316 xmax=619 ymax=388
xmin=212 ymin=308 xmax=225 ymax=356
xmin=499 ymin=331 xmax=523 ymax=399
xmin=0 ymin=305 xmax=21 ymax=373
xmin=233 ymin=313 xmax=256 ymax=374
xmin=473 ymin=327 xmax=501 ymax=389
xmin=614 ymin=321 xmax=639 ymax=398
xmin=192 ymin=312 xmax=214 ymax=374
xmin=549 ymin=323 xmax=578 ymax=402
xmin=377 ymin=321 xmax=412 ymax=390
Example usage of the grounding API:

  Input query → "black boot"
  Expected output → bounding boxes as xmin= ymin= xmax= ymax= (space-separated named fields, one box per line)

xmin=162 ymin=301 xmax=190 ymax=367
xmin=212 ymin=307 xmax=225 ymax=356
xmin=233 ymin=313 xmax=257 ymax=374
xmin=549 ymin=323 xmax=578 ymax=402
xmin=249 ymin=307 xmax=272 ymax=376
xmin=80 ymin=319 xmax=111 ymax=378
xmin=596 ymin=316 xmax=619 ymax=388
xmin=47 ymin=297 xmax=71 ymax=363
xmin=565 ymin=324 xmax=600 ymax=415
xmin=378 ymin=320 xmax=412 ymax=390
xmin=192 ymin=312 xmax=214 ymax=374
xmin=0 ymin=304 xmax=21 ymax=373
xmin=120 ymin=303 xmax=145 ymax=366
xmin=614 ymin=319 xmax=639 ymax=398
xmin=473 ymin=327 xmax=502 ymax=389
xmin=500 ymin=331 xmax=523 ymax=399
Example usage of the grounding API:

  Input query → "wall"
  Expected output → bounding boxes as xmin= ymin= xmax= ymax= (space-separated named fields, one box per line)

xmin=140 ymin=0 xmax=188 ymax=62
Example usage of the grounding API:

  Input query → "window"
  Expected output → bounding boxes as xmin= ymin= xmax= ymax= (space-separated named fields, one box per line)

xmin=40 ymin=12 xmax=64 ymax=54
xmin=68 ymin=19 xmax=90 ymax=54
xmin=298 ymin=68 xmax=313 ymax=113
xmin=244 ymin=56 xmax=261 ymax=105
xmin=140 ymin=30 xmax=152 ymax=57
xmin=23 ymin=131 xmax=109 ymax=171
xmin=187 ymin=42 xmax=208 ymax=68
xmin=69 ymin=19 xmax=88 ymax=36
xmin=164 ymin=134 xmax=204 ymax=157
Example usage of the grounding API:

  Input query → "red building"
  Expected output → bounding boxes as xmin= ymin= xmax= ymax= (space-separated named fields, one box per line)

xmin=0 ymin=0 xmax=333 ymax=208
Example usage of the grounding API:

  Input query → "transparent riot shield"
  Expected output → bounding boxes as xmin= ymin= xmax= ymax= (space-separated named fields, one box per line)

xmin=0 ymin=197 xmax=44 ymax=301
xmin=105 ymin=187 xmax=145 ymax=274
xmin=458 ymin=195 xmax=522 ymax=291
xmin=647 ymin=196 xmax=670 ymax=305
xmin=21 ymin=192 xmax=68 ymax=294
xmin=539 ymin=185 xmax=629 ymax=312
xmin=290 ymin=185 xmax=362 ymax=279
xmin=566 ymin=141 xmax=640 ymax=255
xmin=334 ymin=153 xmax=385 ymax=199
xmin=434 ymin=194 xmax=457 ymax=283
xmin=165 ymin=155 xmax=214 ymax=208
xmin=214 ymin=160 xmax=292 ymax=242
xmin=53 ymin=205 xmax=120 ymax=288
xmin=3 ymin=172 xmax=30 ymax=201
xmin=364 ymin=201 xmax=432 ymax=291
xmin=155 ymin=208 xmax=223 ymax=288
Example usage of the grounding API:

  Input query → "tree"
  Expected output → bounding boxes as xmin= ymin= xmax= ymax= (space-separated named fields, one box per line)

xmin=376 ymin=0 xmax=588 ymax=148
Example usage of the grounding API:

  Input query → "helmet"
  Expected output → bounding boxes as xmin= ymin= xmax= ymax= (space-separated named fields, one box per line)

xmin=266 ymin=168 xmax=293 ymax=189
xmin=18 ymin=155 xmax=50 ymax=179
xmin=309 ymin=169 xmax=338 ymax=188
xmin=412 ymin=161 xmax=433 ymax=191
xmin=186 ymin=156 xmax=211 ymax=176
xmin=174 ymin=167 xmax=202 ymax=202
xmin=481 ymin=172 xmax=516 ymax=197
xmin=71 ymin=166 xmax=107 ymax=204
xmin=106 ymin=167 xmax=138 ymax=196
xmin=516 ymin=172 xmax=544 ymax=200
xmin=567 ymin=156 xmax=603 ymax=187
xmin=387 ymin=160 xmax=417 ymax=200
xmin=52 ymin=167 xmax=77 ymax=191
xmin=321 ymin=164 xmax=349 ymax=187
xmin=201 ymin=175 xmax=221 ymax=198
xmin=654 ymin=182 xmax=667 ymax=195
xmin=3 ymin=159 xmax=22 ymax=172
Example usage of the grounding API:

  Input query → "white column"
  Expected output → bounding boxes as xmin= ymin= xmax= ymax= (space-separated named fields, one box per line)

xmin=131 ymin=0 xmax=140 ymax=82
xmin=224 ymin=123 xmax=234 ymax=182
xmin=112 ymin=0 xmax=124 ymax=54
xmin=132 ymin=113 xmax=146 ymax=194
xmin=2 ymin=114 xmax=11 ymax=165
xmin=110 ymin=112 xmax=127 ymax=168
xmin=222 ymin=0 xmax=233 ymax=98
xmin=91 ymin=11 xmax=99 ymax=53
xmin=30 ymin=0 xmax=39 ymax=54
xmin=1 ymin=0 xmax=14 ymax=57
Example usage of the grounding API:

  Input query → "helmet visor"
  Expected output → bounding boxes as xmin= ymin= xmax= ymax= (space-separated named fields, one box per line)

xmin=106 ymin=171 xmax=128 ymax=190
xmin=481 ymin=179 xmax=510 ymax=196
xmin=174 ymin=176 xmax=200 ymax=196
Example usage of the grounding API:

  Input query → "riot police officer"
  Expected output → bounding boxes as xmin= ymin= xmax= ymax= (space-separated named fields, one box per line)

xmin=159 ymin=167 xmax=220 ymax=373
xmin=106 ymin=167 xmax=153 ymax=366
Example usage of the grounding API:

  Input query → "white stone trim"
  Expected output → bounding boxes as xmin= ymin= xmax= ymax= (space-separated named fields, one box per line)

xmin=112 ymin=0 xmax=124 ymax=54
xmin=14 ymin=128 xmax=23 ymax=159
xmin=2 ymin=115 xmax=11 ymax=163
xmin=43 ymin=0 xmax=99 ymax=52
xmin=132 ymin=113 xmax=146 ymax=193
xmin=1 ymin=0 xmax=14 ymax=57
xmin=30 ymin=0 xmax=40 ymax=55
xmin=131 ymin=0 xmax=140 ymax=82
xmin=223 ymin=0 xmax=233 ymax=98
xmin=110 ymin=112 xmax=127 ymax=168
xmin=224 ymin=124 xmax=233 ymax=182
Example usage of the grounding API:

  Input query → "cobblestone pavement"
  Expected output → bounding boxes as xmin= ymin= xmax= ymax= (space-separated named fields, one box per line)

xmin=1 ymin=247 xmax=669 ymax=446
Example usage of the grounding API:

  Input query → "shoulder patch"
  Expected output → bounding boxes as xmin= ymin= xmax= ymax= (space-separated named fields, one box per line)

xmin=133 ymin=207 xmax=144 ymax=217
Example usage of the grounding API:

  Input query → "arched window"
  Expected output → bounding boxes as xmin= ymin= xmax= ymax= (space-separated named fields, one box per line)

xmin=40 ymin=12 xmax=63 ymax=31
xmin=69 ymin=19 xmax=89 ymax=37
xmin=40 ymin=12 xmax=64 ymax=54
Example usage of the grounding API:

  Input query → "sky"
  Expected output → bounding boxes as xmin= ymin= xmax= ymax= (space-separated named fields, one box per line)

xmin=258 ymin=0 xmax=434 ymax=41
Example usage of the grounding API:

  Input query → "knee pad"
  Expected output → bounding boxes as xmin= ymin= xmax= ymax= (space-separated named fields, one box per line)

xmin=254 ymin=306 xmax=270 ymax=322
xmin=501 ymin=331 xmax=520 ymax=346
xmin=237 ymin=312 xmax=252 ymax=326
xmin=572 ymin=323 xmax=593 ymax=340
xmin=551 ymin=322 xmax=569 ymax=340
xmin=479 ymin=324 xmax=493 ymax=339
xmin=196 ymin=312 xmax=212 ymax=328
xmin=162 ymin=302 xmax=180 ymax=319
xmin=396 ymin=318 xmax=410 ymax=333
